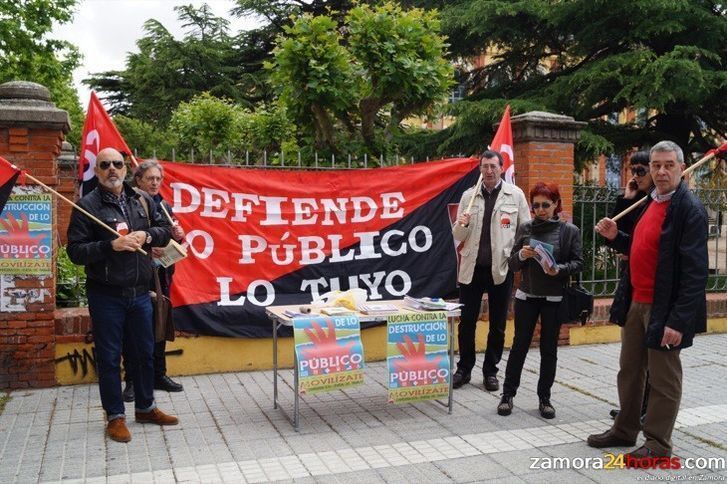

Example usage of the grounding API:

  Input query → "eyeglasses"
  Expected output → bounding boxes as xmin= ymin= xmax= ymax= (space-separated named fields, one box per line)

xmin=98 ymin=160 xmax=125 ymax=170
xmin=630 ymin=166 xmax=648 ymax=177
xmin=532 ymin=202 xmax=552 ymax=210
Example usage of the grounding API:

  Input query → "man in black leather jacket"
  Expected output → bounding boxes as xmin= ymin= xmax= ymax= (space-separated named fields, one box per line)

xmin=589 ymin=141 xmax=708 ymax=458
xmin=67 ymin=148 xmax=179 ymax=443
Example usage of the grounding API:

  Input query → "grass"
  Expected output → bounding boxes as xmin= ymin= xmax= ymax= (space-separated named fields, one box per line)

xmin=0 ymin=393 xmax=10 ymax=416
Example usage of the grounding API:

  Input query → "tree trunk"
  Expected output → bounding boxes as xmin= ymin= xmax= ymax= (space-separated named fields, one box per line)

xmin=310 ymin=104 xmax=336 ymax=150
xmin=359 ymin=96 xmax=380 ymax=151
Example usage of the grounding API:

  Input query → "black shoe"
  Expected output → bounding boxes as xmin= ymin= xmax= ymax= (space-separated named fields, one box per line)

xmin=587 ymin=430 xmax=636 ymax=448
xmin=452 ymin=371 xmax=471 ymax=389
xmin=497 ymin=394 xmax=513 ymax=416
xmin=539 ymin=399 xmax=556 ymax=419
xmin=484 ymin=375 xmax=499 ymax=392
xmin=609 ymin=409 xmax=620 ymax=419
xmin=154 ymin=375 xmax=183 ymax=392
xmin=122 ymin=382 xmax=134 ymax=402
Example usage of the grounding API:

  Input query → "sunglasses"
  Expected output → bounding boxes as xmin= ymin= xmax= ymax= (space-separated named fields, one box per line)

xmin=98 ymin=160 xmax=125 ymax=170
xmin=532 ymin=202 xmax=552 ymax=210
xmin=630 ymin=166 xmax=648 ymax=177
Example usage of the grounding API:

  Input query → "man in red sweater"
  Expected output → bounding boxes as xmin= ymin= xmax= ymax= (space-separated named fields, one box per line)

xmin=588 ymin=141 xmax=708 ymax=458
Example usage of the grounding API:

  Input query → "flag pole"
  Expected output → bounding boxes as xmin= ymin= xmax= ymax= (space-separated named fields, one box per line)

xmin=612 ymin=147 xmax=723 ymax=223
xmin=23 ymin=172 xmax=148 ymax=256
xmin=460 ymin=173 xmax=483 ymax=226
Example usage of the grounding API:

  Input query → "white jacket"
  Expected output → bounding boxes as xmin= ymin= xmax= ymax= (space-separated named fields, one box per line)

xmin=452 ymin=181 xmax=531 ymax=285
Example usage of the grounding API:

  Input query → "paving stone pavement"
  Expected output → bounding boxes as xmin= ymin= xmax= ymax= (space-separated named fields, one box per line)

xmin=1 ymin=333 xmax=727 ymax=483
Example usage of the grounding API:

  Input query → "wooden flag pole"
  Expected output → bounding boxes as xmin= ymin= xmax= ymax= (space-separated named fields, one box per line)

xmin=611 ymin=149 xmax=721 ymax=223
xmin=23 ymin=172 xmax=147 ymax=256
xmin=158 ymin=201 xmax=175 ymax=225
xmin=460 ymin=174 xmax=483 ymax=226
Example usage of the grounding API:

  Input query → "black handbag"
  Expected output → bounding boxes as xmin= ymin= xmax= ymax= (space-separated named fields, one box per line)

xmin=562 ymin=275 xmax=594 ymax=325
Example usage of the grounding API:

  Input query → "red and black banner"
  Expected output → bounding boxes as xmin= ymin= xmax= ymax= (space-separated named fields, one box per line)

xmin=160 ymin=158 xmax=479 ymax=337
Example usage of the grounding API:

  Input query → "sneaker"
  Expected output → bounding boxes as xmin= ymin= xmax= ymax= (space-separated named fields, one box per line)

xmin=539 ymin=399 xmax=556 ymax=419
xmin=497 ymin=395 xmax=513 ymax=416
xmin=452 ymin=371 xmax=471 ymax=389
xmin=484 ymin=375 xmax=499 ymax=392
xmin=122 ymin=382 xmax=134 ymax=402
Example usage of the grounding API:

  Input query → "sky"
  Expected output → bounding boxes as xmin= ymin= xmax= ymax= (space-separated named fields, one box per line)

xmin=52 ymin=0 xmax=261 ymax=110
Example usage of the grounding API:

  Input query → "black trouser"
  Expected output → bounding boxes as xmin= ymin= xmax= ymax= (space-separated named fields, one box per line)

xmin=503 ymin=297 xmax=561 ymax=400
xmin=124 ymin=340 xmax=166 ymax=383
xmin=457 ymin=268 xmax=513 ymax=377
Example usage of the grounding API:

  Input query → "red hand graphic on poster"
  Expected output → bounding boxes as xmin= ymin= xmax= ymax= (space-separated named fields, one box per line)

xmin=0 ymin=213 xmax=45 ymax=258
xmin=301 ymin=320 xmax=357 ymax=373
xmin=392 ymin=334 xmax=443 ymax=385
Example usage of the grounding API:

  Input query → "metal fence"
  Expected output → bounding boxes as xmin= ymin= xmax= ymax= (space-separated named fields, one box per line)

xmin=574 ymin=184 xmax=727 ymax=297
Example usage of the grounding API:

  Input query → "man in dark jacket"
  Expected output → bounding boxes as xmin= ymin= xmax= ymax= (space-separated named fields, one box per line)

xmin=67 ymin=148 xmax=179 ymax=443
xmin=589 ymin=141 xmax=708 ymax=458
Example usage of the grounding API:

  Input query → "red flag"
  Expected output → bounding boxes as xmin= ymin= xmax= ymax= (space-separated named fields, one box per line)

xmin=489 ymin=105 xmax=515 ymax=184
xmin=0 ymin=156 xmax=21 ymax=214
xmin=78 ymin=92 xmax=135 ymax=197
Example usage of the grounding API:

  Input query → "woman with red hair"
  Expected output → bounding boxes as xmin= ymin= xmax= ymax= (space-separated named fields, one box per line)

xmin=497 ymin=182 xmax=583 ymax=419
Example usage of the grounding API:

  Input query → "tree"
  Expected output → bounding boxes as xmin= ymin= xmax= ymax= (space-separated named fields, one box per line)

xmin=408 ymin=0 xmax=727 ymax=163
xmin=0 ymin=0 xmax=84 ymax=146
xmin=167 ymin=92 xmax=296 ymax=163
xmin=266 ymin=2 xmax=453 ymax=153
xmin=85 ymin=4 xmax=253 ymax=124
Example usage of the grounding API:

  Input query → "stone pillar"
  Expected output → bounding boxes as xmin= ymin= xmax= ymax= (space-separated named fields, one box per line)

xmin=509 ymin=111 xmax=587 ymax=219
xmin=0 ymin=81 xmax=70 ymax=389
xmin=57 ymin=141 xmax=77 ymax=246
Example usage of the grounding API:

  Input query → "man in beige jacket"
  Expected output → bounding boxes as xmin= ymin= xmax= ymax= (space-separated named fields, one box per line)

xmin=452 ymin=150 xmax=530 ymax=391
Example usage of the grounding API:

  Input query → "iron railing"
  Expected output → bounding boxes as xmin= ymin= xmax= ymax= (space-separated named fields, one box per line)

xmin=573 ymin=184 xmax=727 ymax=297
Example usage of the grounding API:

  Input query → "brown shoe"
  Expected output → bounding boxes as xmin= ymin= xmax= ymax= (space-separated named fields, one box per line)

xmin=135 ymin=408 xmax=179 ymax=426
xmin=587 ymin=429 xmax=636 ymax=448
xmin=106 ymin=417 xmax=131 ymax=443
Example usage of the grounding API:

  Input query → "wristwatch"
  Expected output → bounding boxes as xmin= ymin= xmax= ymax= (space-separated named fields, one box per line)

xmin=145 ymin=232 xmax=152 ymax=245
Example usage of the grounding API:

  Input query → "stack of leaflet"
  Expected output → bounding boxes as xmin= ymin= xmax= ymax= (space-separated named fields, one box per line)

xmin=320 ymin=307 xmax=356 ymax=316
xmin=358 ymin=303 xmax=399 ymax=316
xmin=403 ymin=296 xmax=462 ymax=311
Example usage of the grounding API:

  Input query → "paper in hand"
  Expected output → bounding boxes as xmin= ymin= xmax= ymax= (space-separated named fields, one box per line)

xmin=529 ymin=238 xmax=557 ymax=272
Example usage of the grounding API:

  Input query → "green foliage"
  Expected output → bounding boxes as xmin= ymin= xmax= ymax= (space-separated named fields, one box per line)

xmin=407 ymin=0 xmax=727 ymax=163
xmin=266 ymin=2 xmax=454 ymax=154
xmin=86 ymin=4 xmax=259 ymax=124
xmin=113 ymin=115 xmax=175 ymax=160
xmin=0 ymin=393 xmax=10 ymax=415
xmin=56 ymin=245 xmax=86 ymax=308
xmin=0 ymin=0 xmax=84 ymax=147
xmin=168 ymin=92 xmax=297 ymax=163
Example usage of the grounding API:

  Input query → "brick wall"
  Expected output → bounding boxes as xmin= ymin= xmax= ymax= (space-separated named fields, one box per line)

xmin=0 ymin=81 xmax=69 ymax=389
xmin=514 ymin=141 xmax=575 ymax=218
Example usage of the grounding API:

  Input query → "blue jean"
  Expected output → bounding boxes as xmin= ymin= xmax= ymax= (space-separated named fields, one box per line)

xmin=88 ymin=288 xmax=156 ymax=419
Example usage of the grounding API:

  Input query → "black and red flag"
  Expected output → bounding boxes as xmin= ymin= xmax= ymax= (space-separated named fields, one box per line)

xmin=0 ymin=156 xmax=21 ymax=214
xmin=160 ymin=157 xmax=480 ymax=337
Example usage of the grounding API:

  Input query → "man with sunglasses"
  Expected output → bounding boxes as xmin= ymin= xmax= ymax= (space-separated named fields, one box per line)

xmin=590 ymin=141 xmax=708 ymax=458
xmin=452 ymin=150 xmax=531 ymax=391
xmin=68 ymin=148 xmax=179 ymax=443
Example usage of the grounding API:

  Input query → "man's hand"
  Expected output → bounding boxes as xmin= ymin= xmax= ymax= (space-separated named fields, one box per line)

xmin=172 ymin=223 xmax=185 ymax=242
xmin=152 ymin=247 xmax=165 ymax=258
xmin=111 ymin=234 xmax=142 ymax=252
xmin=457 ymin=213 xmax=471 ymax=226
xmin=661 ymin=327 xmax=683 ymax=349
xmin=545 ymin=265 xmax=560 ymax=276
xmin=520 ymin=245 xmax=537 ymax=259
xmin=595 ymin=217 xmax=618 ymax=240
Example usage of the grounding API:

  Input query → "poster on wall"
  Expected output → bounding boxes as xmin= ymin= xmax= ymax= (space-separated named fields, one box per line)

xmin=386 ymin=312 xmax=450 ymax=404
xmin=293 ymin=315 xmax=365 ymax=395
xmin=0 ymin=191 xmax=52 ymax=276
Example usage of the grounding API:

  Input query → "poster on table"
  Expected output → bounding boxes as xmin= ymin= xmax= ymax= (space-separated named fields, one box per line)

xmin=0 ymin=191 xmax=52 ymax=275
xmin=386 ymin=311 xmax=450 ymax=404
xmin=293 ymin=315 xmax=365 ymax=395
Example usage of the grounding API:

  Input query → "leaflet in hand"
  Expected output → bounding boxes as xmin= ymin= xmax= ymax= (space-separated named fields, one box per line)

xmin=529 ymin=238 xmax=557 ymax=272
